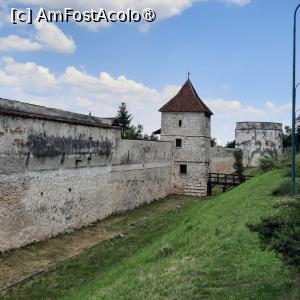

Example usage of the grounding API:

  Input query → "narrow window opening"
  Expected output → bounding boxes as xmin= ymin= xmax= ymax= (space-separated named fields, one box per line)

xmin=176 ymin=139 xmax=182 ymax=148
xmin=180 ymin=164 xmax=187 ymax=175
xmin=179 ymin=120 xmax=182 ymax=127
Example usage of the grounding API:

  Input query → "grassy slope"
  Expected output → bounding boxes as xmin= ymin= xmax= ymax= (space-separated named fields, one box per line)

xmin=3 ymin=170 xmax=296 ymax=300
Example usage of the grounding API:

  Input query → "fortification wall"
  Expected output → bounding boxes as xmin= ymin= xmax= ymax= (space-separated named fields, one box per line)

xmin=210 ymin=147 xmax=250 ymax=174
xmin=235 ymin=122 xmax=283 ymax=166
xmin=0 ymin=101 xmax=173 ymax=252
xmin=111 ymin=139 xmax=174 ymax=213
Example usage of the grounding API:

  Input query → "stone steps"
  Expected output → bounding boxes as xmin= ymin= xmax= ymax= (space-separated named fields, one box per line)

xmin=183 ymin=191 xmax=206 ymax=197
xmin=182 ymin=183 xmax=206 ymax=196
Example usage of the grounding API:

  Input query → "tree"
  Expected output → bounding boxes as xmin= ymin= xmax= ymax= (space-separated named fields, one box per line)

xmin=115 ymin=102 xmax=160 ymax=140
xmin=283 ymin=126 xmax=292 ymax=149
xmin=149 ymin=133 xmax=158 ymax=141
xmin=211 ymin=138 xmax=217 ymax=147
xmin=124 ymin=124 xmax=143 ymax=140
xmin=233 ymin=150 xmax=244 ymax=177
xmin=116 ymin=102 xmax=132 ymax=138
xmin=282 ymin=125 xmax=300 ymax=150
xmin=226 ymin=140 xmax=236 ymax=148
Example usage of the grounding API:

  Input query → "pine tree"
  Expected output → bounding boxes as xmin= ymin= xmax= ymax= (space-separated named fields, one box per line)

xmin=116 ymin=102 xmax=132 ymax=138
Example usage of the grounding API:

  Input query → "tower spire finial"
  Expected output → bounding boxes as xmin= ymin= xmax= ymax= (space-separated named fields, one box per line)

xmin=188 ymin=72 xmax=191 ymax=80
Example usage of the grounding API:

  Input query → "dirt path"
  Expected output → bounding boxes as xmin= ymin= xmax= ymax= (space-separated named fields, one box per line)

xmin=0 ymin=195 xmax=198 ymax=292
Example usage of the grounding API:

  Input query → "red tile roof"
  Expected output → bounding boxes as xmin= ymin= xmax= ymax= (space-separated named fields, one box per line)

xmin=159 ymin=79 xmax=213 ymax=115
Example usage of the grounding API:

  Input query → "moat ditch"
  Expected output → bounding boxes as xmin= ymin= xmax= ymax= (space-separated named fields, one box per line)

xmin=0 ymin=195 xmax=200 ymax=293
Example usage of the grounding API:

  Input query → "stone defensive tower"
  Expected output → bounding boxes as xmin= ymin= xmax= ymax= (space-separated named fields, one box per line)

xmin=235 ymin=122 xmax=283 ymax=167
xmin=159 ymin=79 xmax=213 ymax=196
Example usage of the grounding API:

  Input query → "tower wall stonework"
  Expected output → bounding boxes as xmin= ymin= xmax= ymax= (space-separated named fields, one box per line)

xmin=235 ymin=122 xmax=283 ymax=167
xmin=160 ymin=112 xmax=211 ymax=196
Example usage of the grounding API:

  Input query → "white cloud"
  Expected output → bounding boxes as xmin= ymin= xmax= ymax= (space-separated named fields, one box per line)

xmin=0 ymin=22 xmax=75 ymax=53
xmin=1 ymin=56 xmax=57 ymax=92
xmin=266 ymin=101 xmax=292 ymax=114
xmin=222 ymin=0 xmax=251 ymax=6
xmin=75 ymin=96 xmax=93 ymax=109
xmin=206 ymin=98 xmax=266 ymax=117
xmin=60 ymin=66 xmax=161 ymax=100
xmin=207 ymin=98 xmax=291 ymax=145
xmin=0 ymin=34 xmax=42 ymax=51
xmin=34 ymin=21 xmax=76 ymax=53
xmin=0 ymin=69 xmax=18 ymax=86
xmin=0 ymin=56 xmax=288 ymax=146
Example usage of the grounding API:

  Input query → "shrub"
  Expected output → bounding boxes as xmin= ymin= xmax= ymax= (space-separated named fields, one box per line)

xmin=272 ymin=180 xmax=300 ymax=196
xmin=258 ymin=150 xmax=290 ymax=173
xmin=248 ymin=200 xmax=300 ymax=268
xmin=248 ymin=178 xmax=300 ymax=268
xmin=233 ymin=150 xmax=244 ymax=176
xmin=285 ymin=154 xmax=300 ymax=177
xmin=272 ymin=180 xmax=291 ymax=196
xmin=226 ymin=140 xmax=236 ymax=148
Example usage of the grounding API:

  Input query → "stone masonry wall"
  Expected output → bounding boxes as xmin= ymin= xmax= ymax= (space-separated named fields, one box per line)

xmin=0 ymin=101 xmax=173 ymax=252
xmin=160 ymin=112 xmax=210 ymax=196
xmin=210 ymin=147 xmax=250 ymax=174
xmin=235 ymin=122 xmax=283 ymax=167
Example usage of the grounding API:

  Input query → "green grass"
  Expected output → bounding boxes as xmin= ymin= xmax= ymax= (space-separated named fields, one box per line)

xmin=2 ymin=170 xmax=297 ymax=300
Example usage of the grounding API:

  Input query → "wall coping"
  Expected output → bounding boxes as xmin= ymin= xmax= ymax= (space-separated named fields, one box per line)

xmin=236 ymin=121 xmax=282 ymax=131
xmin=0 ymin=98 xmax=121 ymax=130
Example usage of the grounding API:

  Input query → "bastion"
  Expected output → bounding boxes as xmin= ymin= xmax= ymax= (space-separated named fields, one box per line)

xmin=235 ymin=122 xmax=283 ymax=166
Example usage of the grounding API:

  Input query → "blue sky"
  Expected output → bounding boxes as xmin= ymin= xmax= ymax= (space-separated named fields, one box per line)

xmin=0 ymin=0 xmax=297 ymax=144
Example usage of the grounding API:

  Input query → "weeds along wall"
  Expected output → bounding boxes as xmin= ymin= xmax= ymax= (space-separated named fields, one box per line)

xmin=0 ymin=100 xmax=174 ymax=252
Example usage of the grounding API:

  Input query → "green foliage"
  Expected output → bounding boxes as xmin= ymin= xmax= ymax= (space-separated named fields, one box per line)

xmin=116 ymin=102 xmax=133 ymax=138
xmin=211 ymin=138 xmax=217 ymax=147
xmin=283 ymin=126 xmax=292 ymax=149
xmin=248 ymin=164 xmax=300 ymax=269
xmin=116 ymin=102 xmax=155 ymax=140
xmin=233 ymin=150 xmax=244 ymax=176
xmin=248 ymin=196 xmax=300 ymax=268
xmin=272 ymin=180 xmax=291 ymax=196
xmin=285 ymin=154 xmax=300 ymax=178
xmin=259 ymin=150 xmax=290 ymax=173
xmin=226 ymin=140 xmax=236 ymax=148
xmin=259 ymin=158 xmax=277 ymax=173
xmin=283 ymin=125 xmax=300 ymax=149
xmin=123 ymin=124 xmax=143 ymax=140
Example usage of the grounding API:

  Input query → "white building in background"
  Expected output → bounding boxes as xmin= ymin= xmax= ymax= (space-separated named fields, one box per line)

xmin=235 ymin=122 xmax=283 ymax=166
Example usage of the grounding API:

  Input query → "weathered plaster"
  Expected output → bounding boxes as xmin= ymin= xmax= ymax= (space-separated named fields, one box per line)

xmin=210 ymin=147 xmax=250 ymax=173
xmin=0 ymin=101 xmax=174 ymax=251
xmin=235 ymin=122 xmax=283 ymax=166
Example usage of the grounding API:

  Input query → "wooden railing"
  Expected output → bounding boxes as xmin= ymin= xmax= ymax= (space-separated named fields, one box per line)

xmin=208 ymin=173 xmax=253 ymax=195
